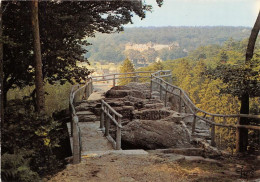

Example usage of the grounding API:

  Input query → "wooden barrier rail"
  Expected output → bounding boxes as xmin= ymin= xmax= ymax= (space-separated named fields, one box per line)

xmin=91 ymin=71 xmax=153 ymax=86
xmin=100 ymin=100 xmax=123 ymax=150
xmin=151 ymin=70 xmax=260 ymax=151
xmin=69 ymin=70 xmax=259 ymax=165
xmin=69 ymin=78 xmax=93 ymax=164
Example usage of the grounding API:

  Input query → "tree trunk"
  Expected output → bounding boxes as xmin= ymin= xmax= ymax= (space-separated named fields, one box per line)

xmin=238 ymin=11 xmax=260 ymax=153
xmin=246 ymin=11 xmax=260 ymax=63
xmin=31 ymin=1 xmax=45 ymax=113
xmin=238 ymin=93 xmax=249 ymax=152
xmin=0 ymin=1 xmax=4 ymax=123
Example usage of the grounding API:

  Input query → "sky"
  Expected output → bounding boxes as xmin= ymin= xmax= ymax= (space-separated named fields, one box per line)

xmin=126 ymin=0 xmax=260 ymax=27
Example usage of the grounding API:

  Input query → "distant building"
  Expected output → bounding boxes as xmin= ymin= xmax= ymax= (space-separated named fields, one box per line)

xmin=125 ymin=41 xmax=179 ymax=52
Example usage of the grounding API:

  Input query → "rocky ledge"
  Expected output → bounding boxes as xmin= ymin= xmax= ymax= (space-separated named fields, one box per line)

xmin=103 ymin=82 xmax=211 ymax=150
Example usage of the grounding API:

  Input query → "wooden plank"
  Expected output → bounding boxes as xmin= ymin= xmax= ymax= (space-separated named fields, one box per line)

xmin=73 ymin=116 xmax=80 ymax=164
xmin=192 ymin=115 xmax=197 ymax=134
xmin=116 ymin=116 xmax=122 ymax=150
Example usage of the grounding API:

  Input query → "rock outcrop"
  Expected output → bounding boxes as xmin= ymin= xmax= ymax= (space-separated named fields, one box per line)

xmin=74 ymin=82 xmax=213 ymax=151
xmin=104 ymin=82 xmax=193 ymax=149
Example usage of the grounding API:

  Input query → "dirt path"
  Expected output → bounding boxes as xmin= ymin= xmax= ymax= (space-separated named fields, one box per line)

xmin=47 ymin=151 xmax=258 ymax=182
xmin=80 ymin=121 xmax=113 ymax=154
xmin=58 ymin=84 xmax=259 ymax=182
xmin=88 ymin=84 xmax=112 ymax=101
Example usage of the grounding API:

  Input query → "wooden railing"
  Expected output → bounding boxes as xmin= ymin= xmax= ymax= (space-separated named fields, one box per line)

xmin=91 ymin=71 xmax=153 ymax=86
xmin=69 ymin=70 xmax=259 ymax=164
xmin=69 ymin=78 xmax=93 ymax=164
xmin=93 ymin=71 xmax=153 ymax=150
xmin=151 ymin=70 xmax=260 ymax=152
xmin=100 ymin=100 xmax=123 ymax=150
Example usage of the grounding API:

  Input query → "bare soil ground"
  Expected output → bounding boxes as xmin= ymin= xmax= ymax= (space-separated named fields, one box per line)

xmin=47 ymin=151 xmax=259 ymax=182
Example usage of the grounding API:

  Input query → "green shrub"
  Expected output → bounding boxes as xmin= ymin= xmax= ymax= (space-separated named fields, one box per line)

xmin=1 ymin=153 xmax=40 ymax=182
xmin=2 ymin=100 xmax=64 ymax=177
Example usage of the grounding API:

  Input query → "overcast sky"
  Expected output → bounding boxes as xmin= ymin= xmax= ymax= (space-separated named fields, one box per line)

xmin=126 ymin=0 xmax=260 ymax=27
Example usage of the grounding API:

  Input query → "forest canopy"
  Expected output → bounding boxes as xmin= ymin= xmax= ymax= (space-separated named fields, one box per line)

xmin=85 ymin=26 xmax=251 ymax=63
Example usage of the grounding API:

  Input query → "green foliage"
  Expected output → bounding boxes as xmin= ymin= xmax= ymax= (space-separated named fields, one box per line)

xmin=86 ymin=26 xmax=251 ymax=63
xmin=138 ymin=61 xmax=164 ymax=72
xmin=3 ymin=0 xmax=160 ymax=104
xmin=2 ymin=101 xmax=63 ymax=176
xmin=7 ymin=82 xmax=72 ymax=115
xmin=142 ymin=48 xmax=158 ymax=63
xmin=154 ymin=38 xmax=260 ymax=151
xmin=1 ymin=153 xmax=40 ymax=182
xmin=219 ymin=50 xmax=229 ymax=63
xmin=208 ymin=56 xmax=260 ymax=99
xmin=118 ymin=59 xmax=135 ymax=85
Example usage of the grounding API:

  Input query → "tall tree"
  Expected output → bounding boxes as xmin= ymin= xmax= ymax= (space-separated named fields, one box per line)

xmin=238 ymin=11 xmax=260 ymax=152
xmin=118 ymin=58 xmax=135 ymax=85
xmin=31 ymin=1 xmax=45 ymax=113
xmin=3 ymin=1 xmax=163 ymax=107
xmin=0 ymin=0 xmax=3 ymax=122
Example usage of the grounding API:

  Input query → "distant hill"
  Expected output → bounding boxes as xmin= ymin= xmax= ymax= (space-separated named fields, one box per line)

xmin=85 ymin=26 xmax=251 ymax=64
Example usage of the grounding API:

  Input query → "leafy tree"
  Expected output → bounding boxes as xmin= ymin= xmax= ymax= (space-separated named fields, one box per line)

xmin=219 ymin=50 xmax=228 ymax=63
xmin=216 ymin=11 xmax=260 ymax=152
xmin=118 ymin=58 xmax=135 ymax=85
xmin=2 ymin=1 xmax=162 ymax=108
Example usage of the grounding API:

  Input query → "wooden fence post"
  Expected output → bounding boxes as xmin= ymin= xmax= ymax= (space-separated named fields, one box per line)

xmin=116 ymin=116 xmax=121 ymax=150
xmin=160 ymin=83 xmax=162 ymax=100
xmin=91 ymin=78 xmax=93 ymax=93
xmin=164 ymin=84 xmax=168 ymax=107
xmin=100 ymin=103 xmax=104 ymax=129
xmin=84 ymin=84 xmax=87 ymax=100
xmin=73 ymin=116 xmax=80 ymax=164
xmin=150 ymin=75 xmax=153 ymax=98
xmin=89 ymin=82 xmax=92 ymax=98
xmin=211 ymin=116 xmax=216 ymax=147
xmin=86 ymin=83 xmax=89 ymax=99
xmin=69 ymin=101 xmax=73 ymax=136
xmin=105 ymin=110 xmax=110 ymax=137
xmin=236 ymin=126 xmax=240 ymax=153
xmin=179 ymin=90 xmax=182 ymax=113
xmin=192 ymin=115 xmax=196 ymax=134
xmin=157 ymin=78 xmax=160 ymax=90
xmin=113 ymin=74 xmax=116 ymax=87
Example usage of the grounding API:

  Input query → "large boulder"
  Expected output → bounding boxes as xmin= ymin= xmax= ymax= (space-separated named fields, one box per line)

xmin=105 ymin=84 xmax=147 ymax=99
xmin=122 ymin=118 xmax=191 ymax=149
xmin=103 ymin=82 xmax=211 ymax=149
xmin=133 ymin=109 xmax=171 ymax=120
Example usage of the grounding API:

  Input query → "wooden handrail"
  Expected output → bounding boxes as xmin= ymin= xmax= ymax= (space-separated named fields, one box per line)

xmin=91 ymin=71 xmax=153 ymax=86
xmin=69 ymin=70 xmax=260 ymax=162
xmin=101 ymin=99 xmax=123 ymax=150
xmin=91 ymin=71 xmax=153 ymax=78
xmin=69 ymin=78 xmax=93 ymax=164
xmin=151 ymin=71 xmax=260 ymax=122
xmin=151 ymin=70 xmax=260 ymax=153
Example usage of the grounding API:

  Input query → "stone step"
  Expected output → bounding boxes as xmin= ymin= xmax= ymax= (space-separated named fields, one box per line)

xmin=76 ymin=111 xmax=95 ymax=115
xmin=81 ymin=149 xmax=148 ymax=157
xmin=192 ymin=133 xmax=211 ymax=140
xmin=195 ymin=129 xmax=210 ymax=134
xmin=78 ymin=115 xmax=98 ymax=122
